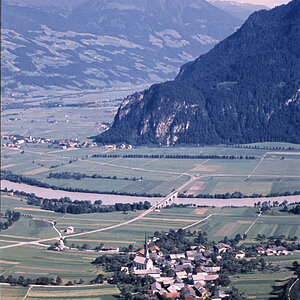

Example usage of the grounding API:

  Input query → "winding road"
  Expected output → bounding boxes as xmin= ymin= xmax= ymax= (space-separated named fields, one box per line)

xmin=0 ymin=175 xmax=197 ymax=250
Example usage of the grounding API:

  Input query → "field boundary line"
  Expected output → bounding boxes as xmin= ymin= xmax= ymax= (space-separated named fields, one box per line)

xmin=243 ymin=154 xmax=266 ymax=181
xmin=183 ymin=214 xmax=215 ymax=230
xmin=29 ymin=283 xmax=109 ymax=288
xmin=238 ymin=211 xmax=262 ymax=246
xmin=22 ymin=285 xmax=32 ymax=300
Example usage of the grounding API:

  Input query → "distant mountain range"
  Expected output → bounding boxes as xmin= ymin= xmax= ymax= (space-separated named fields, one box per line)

xmin=207 ymin=0 xmax=268 ymax=20
xmin=96 ymin=0 xmax=300 ymax=145
xmin=2 ymin=0 xmax=264 ymax=99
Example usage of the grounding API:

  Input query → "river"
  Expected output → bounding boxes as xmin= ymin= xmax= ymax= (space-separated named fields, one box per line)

xmin=1 ymin=180 xmax=299 ymax=207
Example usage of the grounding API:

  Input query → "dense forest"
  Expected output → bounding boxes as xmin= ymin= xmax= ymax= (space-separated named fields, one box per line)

xmin=96 ymin=0 xmax=300 ymax=146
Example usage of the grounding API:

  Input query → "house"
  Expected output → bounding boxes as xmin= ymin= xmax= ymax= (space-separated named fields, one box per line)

xmin=167 ymin=285 xmax=178 ymax=293
xmin=194 ymin=282 xmax=206 ymax=289
xmin=203 ymin=250 xmax=213 ymax=257
xmin=134 ymin=268 xmax=160 ymax=278
xmin=171 ymin=283 xmax=185 ymax=291
xmin=151 ymin=282 xmax=162 ymax=293
xmin=105 ymin=145 xmax=116 ymax=150
xmin=101 ymin=246 xmax=119 ymax=253
xmin=214 ymin=243 xmax=232 ymax=253
xmin=174 ymin=263 xmax=192 ymax=272
xmin=197 ymin=266 xmax=220 ymax=274
xmin=175 ymin=271 xmax=187 ymax=279
xmin=266 ymin=245 xmax=288 ymax=256
xmin=65 ymin=226 xmax=74 ymax=234
xmin=194 ymin=254 xmax=206 ymax=262
xmin=235 ymin=250 xmax=246 ymax=259
xmin=174 ymin=276 xmax=183 ymax=284
xmin=197 ymin=287 xmax=211 ymax=298
xmin=120 ymin=267 xmax=129 ymax=274
xmin=161 ymin=292 xmax=181 ymax=299
xmin=181 ymin=259 xmax=193 ymax=265
xmin=198 ymin=245 xmax=206 ymax=252
xmin=256 ymin=246 xmax=265 ymax=254
xmin=186 ymin=250 xmax=198 ymax=260
xmin=156 ymin=277 xmax=175 ymax=286
xmin=212 ymin=290 xmax=229 ymax=299
xmin=192 ymin=274 xmax=207 ymax=284
xmin=170 ymin=253 xmax=185 ymax=260
xmin=184 ymin=285 xmax=197 ymax=299
xmin=192 ymin=274 xmax=219 ymax=284
xmin=56 ymin=238 xmax=68 ymax=251
xmin=137 ymin=245 xmax=163 ymax=259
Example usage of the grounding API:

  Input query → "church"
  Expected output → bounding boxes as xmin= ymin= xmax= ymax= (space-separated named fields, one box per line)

xmin=132 ymin=235 xmax=154 ymax=270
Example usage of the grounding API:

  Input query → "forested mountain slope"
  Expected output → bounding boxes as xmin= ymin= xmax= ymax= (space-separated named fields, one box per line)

xmin=96 ymin=0 xmax=300 ymax=145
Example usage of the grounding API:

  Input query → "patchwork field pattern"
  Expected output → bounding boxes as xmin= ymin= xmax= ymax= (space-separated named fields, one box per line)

xmin=1 ymin=193 xmax=300 ymax=299
xmin=2 ymin=143 xmax=300 ymax=196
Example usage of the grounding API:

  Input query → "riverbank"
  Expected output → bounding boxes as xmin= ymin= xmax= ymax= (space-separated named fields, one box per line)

xmin=2 ymin=180 xmax=300 ymax=207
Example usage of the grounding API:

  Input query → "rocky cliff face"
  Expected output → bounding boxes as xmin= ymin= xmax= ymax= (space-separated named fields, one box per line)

xmin=96 ymin=0 xmax=300 ymax=145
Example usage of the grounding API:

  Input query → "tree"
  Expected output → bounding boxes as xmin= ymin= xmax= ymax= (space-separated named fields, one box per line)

xmin=56 ymin=276 xmax=62 ymax=285
xmin=227 ymin=287 xmax=246 ymax=300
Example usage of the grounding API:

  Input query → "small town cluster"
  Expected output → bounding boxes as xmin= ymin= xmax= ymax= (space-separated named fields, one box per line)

xmin=1 ymin=134 xmax=96 ymax=150
xmin=118 ymin=237 xmax=295 ymax=300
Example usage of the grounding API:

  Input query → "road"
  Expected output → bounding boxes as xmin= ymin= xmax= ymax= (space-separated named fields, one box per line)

xmin=0 ymin=175 xmax=197 ymax=250
xmin=288 ymin=278 xmax=299 ymax=300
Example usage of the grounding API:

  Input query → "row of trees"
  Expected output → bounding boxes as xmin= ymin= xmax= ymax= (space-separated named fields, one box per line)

xmin=92 ymin=153 xmax=257 ymax=160
xmin=0 ymin=275 xmax=62 ymax=287
xmin=1 ymin=172 xmax=162 ymax=197
xmin=0 ymin=210 xmax=20 ymax=230
xmin=178 ymin=190 xmax=300 ymax=199
xmin=48 ymin=172 xmax=142 ymax=182
xmin=24 ymin=192 xmax=151 ymax=214
xmin=4 ymin=170 xmax=299 ymax=199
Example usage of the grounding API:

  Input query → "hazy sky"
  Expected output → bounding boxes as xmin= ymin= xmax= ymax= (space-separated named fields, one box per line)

xmin=218 ymin=0 xmax=291 ymax=8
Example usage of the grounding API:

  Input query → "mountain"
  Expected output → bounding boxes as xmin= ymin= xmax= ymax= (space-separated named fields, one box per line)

xmin=2 ymin=0 xmax=243 ymax=100
xmin=207 ymin=0 xmax=268 ymax=20
xmin=95 ymin=0 xmax=300 ymax=146
xmin=3 ymin=0 xmax=87 ymax=15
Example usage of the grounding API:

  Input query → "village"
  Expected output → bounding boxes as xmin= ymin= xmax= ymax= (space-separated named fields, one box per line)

xmin=53 ymin=225 xmax=298 ymax=300
xmin=127 ymin=237 xmax=296 ymax=299
xmin=1 ymin=134 xmax=97 ymax=150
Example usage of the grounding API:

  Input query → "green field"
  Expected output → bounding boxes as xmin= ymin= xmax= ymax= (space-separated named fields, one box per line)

xmin=2 ymin=142 xmax=300 ymax=196
xmin=0 ymin=284 xmax=120 ymax=300
xmin=231 ymin=251 xmax=300 ymax=300
xmin=1 ymin=192 xmax=300 ymax=299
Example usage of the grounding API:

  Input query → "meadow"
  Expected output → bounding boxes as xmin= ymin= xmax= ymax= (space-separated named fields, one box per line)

xmin=2 ymin=142 xmax=300 ymax=197
xmin=1 ymin=190 xmax=300 ymax=299
xmin=231 ymin=251 xmax=300 ymax=300
xmin=0 ymin=284 xmax=120 ymax=300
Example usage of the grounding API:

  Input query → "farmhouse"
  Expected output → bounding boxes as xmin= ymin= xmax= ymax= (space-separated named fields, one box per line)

xmin=101 ymin=246 xmax=119 ymax=253
xmin=266 ymin=245 xmax=288 ymax=256
xmin=65 ymin=226 xmax=74 ymax=234
xmin=235 ymin=250 xmax=246 ymax=259
xmin=214 ymin=243 xmax=232 ymax=253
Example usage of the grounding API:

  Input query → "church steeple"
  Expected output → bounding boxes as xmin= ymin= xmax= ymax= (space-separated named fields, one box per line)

xmin=144 ymin=233 xmax=149 ymax=258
